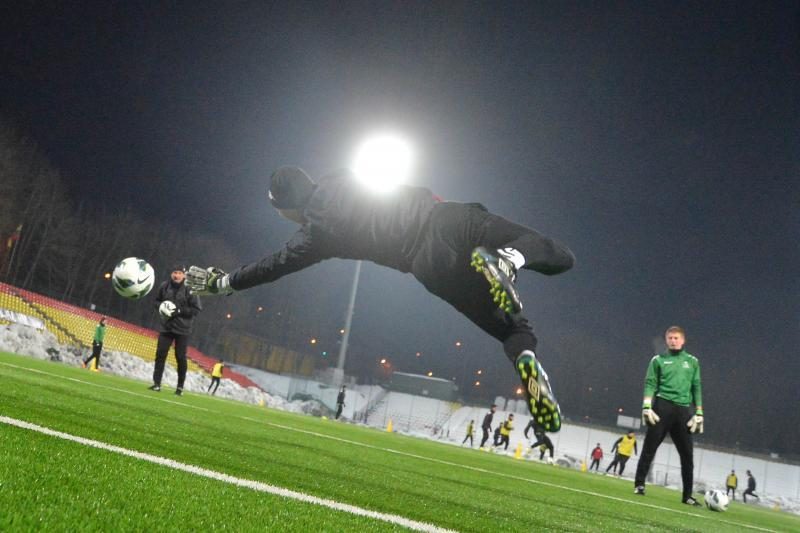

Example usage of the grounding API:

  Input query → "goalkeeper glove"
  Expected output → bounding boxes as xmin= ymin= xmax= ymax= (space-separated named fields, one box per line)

xmin=687 ymin=408 xmax=704 ymax=434
xmin=642 ymin=400 xmax=660 ymax=427
xmin=158 ymin=300 xmax=177 ymax=319
xmin=186 ymin=266 xmax=234 ymax=296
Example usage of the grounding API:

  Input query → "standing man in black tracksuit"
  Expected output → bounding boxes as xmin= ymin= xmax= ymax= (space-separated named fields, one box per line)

xmin=149 ymin=265 xmax=202 ymax=396
xmin=480 ymin=404 xmax=497 ymax=448
xmin=186 ymin=167 xmax=575 ymax=430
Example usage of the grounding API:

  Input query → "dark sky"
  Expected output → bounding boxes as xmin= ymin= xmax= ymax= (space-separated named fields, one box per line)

xmin=2 ymin=2 xmax=798 ymax=453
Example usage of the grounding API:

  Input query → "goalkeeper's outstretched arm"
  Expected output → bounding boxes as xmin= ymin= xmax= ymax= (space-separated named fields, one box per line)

xmin=186 ymin=226 xmax=332 ymax=296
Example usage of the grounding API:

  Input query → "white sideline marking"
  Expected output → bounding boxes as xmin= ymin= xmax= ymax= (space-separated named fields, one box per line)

xmin=1 ymin=360 xmax=779 ymax=532
xmin=2 ymin=362 xmax=209 ymax=411
xmin=0 ymin=415 xmax=454 ymax=533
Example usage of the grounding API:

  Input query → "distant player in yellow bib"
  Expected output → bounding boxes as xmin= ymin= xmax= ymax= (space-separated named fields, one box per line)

xmin=606 ymin=431 xmax=637 ymax=476
xmin=207 ymin=359 xmax=224 ymax=395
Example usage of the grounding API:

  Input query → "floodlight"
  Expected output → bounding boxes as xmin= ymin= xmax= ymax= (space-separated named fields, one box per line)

xmin=351 ymin=133 xmax=413 ymax=193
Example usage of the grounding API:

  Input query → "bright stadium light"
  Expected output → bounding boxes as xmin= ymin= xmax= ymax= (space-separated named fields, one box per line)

xmin=351 ymin=133 xmax=414 ymax=193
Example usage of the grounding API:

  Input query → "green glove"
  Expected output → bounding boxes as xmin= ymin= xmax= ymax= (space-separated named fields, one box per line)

xmin=186 ymin=266 xmax=234 ymax=296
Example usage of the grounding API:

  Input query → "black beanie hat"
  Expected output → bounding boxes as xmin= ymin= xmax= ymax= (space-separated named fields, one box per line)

xmin=268 ymin=166 xmax=315 ymax=209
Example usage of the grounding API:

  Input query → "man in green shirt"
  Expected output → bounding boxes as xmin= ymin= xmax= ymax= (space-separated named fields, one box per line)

xmin=633 ymin=326 xmax=704 ymax=506
xmin=82 ymin=317 xmax=107 ymax=371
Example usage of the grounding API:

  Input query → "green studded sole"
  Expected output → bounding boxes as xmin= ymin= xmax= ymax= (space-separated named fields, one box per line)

xmin=470 ymin=250 xmax=517 ymax=314
xmin=517 ymin=353 xmax=562 ymax=432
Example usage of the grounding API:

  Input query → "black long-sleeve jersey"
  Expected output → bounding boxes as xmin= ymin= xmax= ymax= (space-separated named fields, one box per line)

xmin=230 ymin=170 xmax=439 ymax=290
xmin=154 ymin=281 xmax=202 ymax=335
xmin=482 ymin=411 xmax=494 ymax=430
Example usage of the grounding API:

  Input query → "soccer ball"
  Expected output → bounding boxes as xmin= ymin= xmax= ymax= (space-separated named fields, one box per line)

xmin=112 ymin=257 xmax=155 ymax=299
xmin=704 ymin=490 xmax=729 ymax=512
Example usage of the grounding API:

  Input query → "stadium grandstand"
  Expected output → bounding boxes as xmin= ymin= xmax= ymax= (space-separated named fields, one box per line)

xmin=0 ymin=282 xmax=258 ymax=389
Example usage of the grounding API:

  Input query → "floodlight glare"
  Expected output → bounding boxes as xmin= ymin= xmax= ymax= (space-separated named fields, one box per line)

xmin=352 ymin=133 xmax=413 ymax=193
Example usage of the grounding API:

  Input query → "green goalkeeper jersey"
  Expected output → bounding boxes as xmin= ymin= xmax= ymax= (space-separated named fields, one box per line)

xmin=643 ymin=350 xmax=702 ymax=407
xmin=93 ymin=324 xmax=106 ymax=344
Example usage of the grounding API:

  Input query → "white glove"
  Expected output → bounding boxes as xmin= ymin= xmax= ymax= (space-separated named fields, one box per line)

xmin=186 ymin=266 xmax=234 ymax=296
xmin=687 ymin=410 xmax=704 ymax=434
xmin=642 ymin=400 xmax=660 ymax=427
xmin=159 ymin=300 xmax=177 ymax=319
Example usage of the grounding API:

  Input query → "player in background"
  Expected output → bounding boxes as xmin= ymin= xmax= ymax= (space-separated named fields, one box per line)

xmin=150 ymin=265 xmax=202 ymax=396
xmin=207 ymin=359 xmax=224 ymax=395
xmin=82 ymin=316 xmax=107 ymax=371
xmin=725 ymin=470 xmax=738 ymax=500
xmin=479 ymin=404 xmax=497 ymax=448
xmin=589 ymin=443 xmax=603 ymax=472
xmin=606 ymin=431 xmax=637 ymax=476
xmin=495 ymin=413 xmax=514 ymax=451
xmin=335 ymin=386 xmax=346 ymax=420
xmin=462 ymin=419 xmax=475 ymax=447
xmin=743 ymin=470 xmax=759 ymax=503
xmin=526 ymin=421 xmax=554 ymax=462
xmin=633 ymin=326 xmax=704 ymax=505
xmin=187 ymin=167 xmax=574 ymax=431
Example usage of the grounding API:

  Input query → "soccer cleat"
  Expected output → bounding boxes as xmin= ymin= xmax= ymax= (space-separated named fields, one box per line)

xmin=634 ymin=486 xmax=645 ymax=496
xmin=683 ymin=496 xmax=701 ymax=506
xmin=174 ymin=388 xmax=183 ymax=396
xmin=148 ymin=384 xmax=161 ymax=392
xmin=470 ymin=247 xmax=522 ymax=314
xmin=516 ymin=350 xmax=561 ymax=432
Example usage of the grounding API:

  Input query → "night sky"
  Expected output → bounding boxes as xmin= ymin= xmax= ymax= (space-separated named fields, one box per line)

xmin=2 ymin=2 xmax=798 ymax=453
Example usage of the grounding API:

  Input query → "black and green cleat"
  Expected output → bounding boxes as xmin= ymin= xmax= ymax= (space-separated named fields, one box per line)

xmin=516 ymin=350 xmax=562 ymax=432
xmin=470 ymin=247 xmax=522 ymax=315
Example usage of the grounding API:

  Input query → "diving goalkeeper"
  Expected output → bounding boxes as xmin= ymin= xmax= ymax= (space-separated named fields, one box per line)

xmin=186 ymin=166 xmax=575 ymax=431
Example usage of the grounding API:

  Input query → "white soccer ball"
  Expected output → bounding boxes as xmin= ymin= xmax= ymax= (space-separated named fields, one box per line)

xmin=158 ymin=300 xmax=176 ymax=318
xmin=704 ymin=490 xmax=729 ymax=512
xmin=112 ymin=257 xmax=155 ymax=300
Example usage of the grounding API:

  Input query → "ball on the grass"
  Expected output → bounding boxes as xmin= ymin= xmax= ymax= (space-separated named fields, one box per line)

xmin=704 ymin=490 xmax=729 ymax=512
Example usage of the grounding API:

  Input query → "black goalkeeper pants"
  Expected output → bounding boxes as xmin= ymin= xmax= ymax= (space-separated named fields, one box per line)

xmin=84 ymin=342 xmax=102 ymax=368
xmin=634 ymin=398 xmax=695 ymax=500
xmin=410 ymin=202 xmax=574 ymax=364
xmin=153 ymin=332 xmax=189 ymax=388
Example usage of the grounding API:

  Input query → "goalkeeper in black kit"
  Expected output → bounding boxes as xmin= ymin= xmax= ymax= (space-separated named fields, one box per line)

xmin=634 ymin=326 xmax=704 ymax=505
xmin=187 ymin=167 xmax=575 ymax=430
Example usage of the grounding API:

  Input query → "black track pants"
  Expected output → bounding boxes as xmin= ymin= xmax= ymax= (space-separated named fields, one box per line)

xmin=153 ymin=332 xmax=189 ymax=388
xmin=634 ymin=398 xmax=695 ymax=500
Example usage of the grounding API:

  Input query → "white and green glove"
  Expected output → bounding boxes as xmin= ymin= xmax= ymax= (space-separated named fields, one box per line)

xmin=687 ymin=408 xmax=704 ymax=434
xmin=185 ymin=266 xmax=234 ymax=296
xmin=642 ymin=399 xmax=660 ymax=427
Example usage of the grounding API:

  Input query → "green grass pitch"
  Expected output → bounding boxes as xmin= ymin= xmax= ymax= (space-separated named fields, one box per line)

xmin=0 ymin=351 xmax=797 ymax=532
